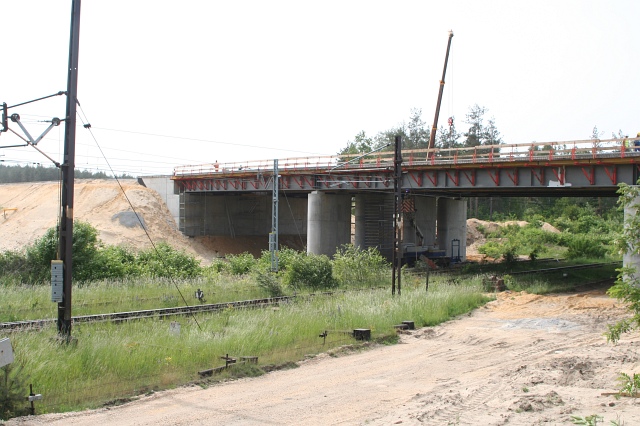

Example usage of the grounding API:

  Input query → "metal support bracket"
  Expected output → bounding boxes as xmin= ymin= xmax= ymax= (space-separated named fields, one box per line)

xmin=6 ymin=114 xmax=62 ymax=167
xmin=10 ymin=114 xmax=62 ymax=145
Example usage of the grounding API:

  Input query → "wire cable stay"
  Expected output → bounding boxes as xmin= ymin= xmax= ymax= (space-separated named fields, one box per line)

xmin=76 ymin=101 xmax=203 ymax=331
xmin=6 ymin=91 xmax=66 ymax=110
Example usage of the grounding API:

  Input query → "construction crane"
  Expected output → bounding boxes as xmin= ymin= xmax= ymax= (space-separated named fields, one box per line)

xmin=428 ymin=30 xmax=454 ymax=150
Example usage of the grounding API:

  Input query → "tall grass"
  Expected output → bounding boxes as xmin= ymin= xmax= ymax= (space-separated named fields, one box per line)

xmin=4 ymin=282 xmax=490 ymax=414
xmin=1 ymin=274 xmax=270 ymax=322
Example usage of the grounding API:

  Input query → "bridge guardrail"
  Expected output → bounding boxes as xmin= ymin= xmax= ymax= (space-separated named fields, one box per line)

xmin=173 ymin=138 xmax=637 ymax=177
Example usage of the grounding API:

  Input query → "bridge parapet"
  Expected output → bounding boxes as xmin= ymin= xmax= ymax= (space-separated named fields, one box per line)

xmin=173 ymin=138 xmax=634 ymax=177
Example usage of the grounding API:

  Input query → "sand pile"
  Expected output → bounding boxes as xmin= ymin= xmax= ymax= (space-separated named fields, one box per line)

xmin=0 ymin=180 xmax=202 ymax=257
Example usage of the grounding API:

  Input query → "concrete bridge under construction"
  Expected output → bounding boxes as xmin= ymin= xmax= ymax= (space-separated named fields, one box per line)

xmin=142 ymin=138 xmax=640 ymax=262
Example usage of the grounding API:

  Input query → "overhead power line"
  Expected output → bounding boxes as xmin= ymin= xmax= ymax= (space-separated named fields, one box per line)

xmin=91 ymin=126 xmax=330 ymax=156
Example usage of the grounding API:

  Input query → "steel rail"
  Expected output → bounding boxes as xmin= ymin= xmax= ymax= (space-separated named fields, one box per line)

xmin=0 ymin=296 xmax=293 ymax=332
xmin=0 ymin=290 xmax=355 ymax=332
xmin=508 ymin=261 xmax=621 ymax=276
xmin=414 ymin=261 xmax=620 ymax=278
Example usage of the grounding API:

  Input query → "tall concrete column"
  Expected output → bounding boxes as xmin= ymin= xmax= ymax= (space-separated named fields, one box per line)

xmin=403 ymin=196 xmax=437 ymax=247
xmin=437 ymin=198 xmax=467 ymax=261
xmin=307 ymin=191 xmax=352 ymax=256
xmin=623 ymin=191 xmax=640 ymax=274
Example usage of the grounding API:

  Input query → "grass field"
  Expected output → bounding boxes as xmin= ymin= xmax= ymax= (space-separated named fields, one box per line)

xmin=1 ymin=260 xmax=621 ymax=416
xmin=3 ymin=278 xmax=490 ymax=414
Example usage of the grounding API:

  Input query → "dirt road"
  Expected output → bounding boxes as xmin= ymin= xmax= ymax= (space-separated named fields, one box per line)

xmin=8 ymin=289 xmax=640 ymax=425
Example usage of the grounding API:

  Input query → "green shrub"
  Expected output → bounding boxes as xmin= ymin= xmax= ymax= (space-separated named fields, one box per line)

xmin=0 ymin=251 xmax=29 ymax=285
xmin=502 ymin=242 xmax=518 ymax=263
xmin=22 ymin=221 xmax=101 ymax=283
xmin=226 ymin=252 xmax=256 ymax=275
xmin=284 ymin=252 xmax=337 ymax=291
xmin=257 ymin=247 xmax=299 ymax=272
xmin=332 ymin=244 xmax=388 ymax=288
xmin=93 ymin=245 xmax=137 ymax=279
xmin=254 ymin=270 xmax=284 ymax=297
xmin=478 ymin=240 xmax=518 ymax=263
xmin=477 ymin=241 xmax=503 ymax=259
xmin=206 ymin=259 xmax=229 ymax=275
xmin=135 ymin=242 xmax=202 ymax=278
xmin=566 ymin=235 xmax=607 ymax=259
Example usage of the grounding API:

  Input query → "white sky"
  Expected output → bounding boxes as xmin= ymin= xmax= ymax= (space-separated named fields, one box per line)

xmin=1 ymin=0 xmax=639 ymax=176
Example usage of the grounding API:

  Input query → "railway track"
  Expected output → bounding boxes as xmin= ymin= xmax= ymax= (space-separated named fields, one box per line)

xmin=426 ymin=260 xmax=620 ymax=276
xmin=0 ymin=296 xmax=294 ymax=332
xmin=507 ymin=261 xmax=620 ymax=276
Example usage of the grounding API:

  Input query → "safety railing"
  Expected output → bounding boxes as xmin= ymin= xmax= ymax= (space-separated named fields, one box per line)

xmin=173 ymin=138 xmax=636 ymax=177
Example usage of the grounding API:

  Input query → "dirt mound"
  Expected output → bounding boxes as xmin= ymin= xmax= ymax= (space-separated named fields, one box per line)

xmin=0 ymin=180 xmax=206 ymax=259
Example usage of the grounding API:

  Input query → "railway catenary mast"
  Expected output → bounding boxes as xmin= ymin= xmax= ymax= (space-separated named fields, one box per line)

xmin=428 ymin=30 xmax=453 ymax=150
xmin=58 ymin=0 xmax=82 ymax=338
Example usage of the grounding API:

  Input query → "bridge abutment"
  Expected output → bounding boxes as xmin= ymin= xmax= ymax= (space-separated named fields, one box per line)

xmin=180 ymin=193 xmax=306 ymax=239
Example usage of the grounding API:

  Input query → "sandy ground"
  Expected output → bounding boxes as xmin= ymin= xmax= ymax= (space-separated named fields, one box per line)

xmin=7 ymin=289 xmax=640 ymax=426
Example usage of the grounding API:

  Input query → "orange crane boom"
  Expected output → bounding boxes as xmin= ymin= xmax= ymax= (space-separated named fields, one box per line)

xmin=428 ymin=30 xmax=454 ymax=150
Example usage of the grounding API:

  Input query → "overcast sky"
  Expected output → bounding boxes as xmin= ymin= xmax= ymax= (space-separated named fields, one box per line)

xmin=1 ymin=0 xmax=638 ymax=176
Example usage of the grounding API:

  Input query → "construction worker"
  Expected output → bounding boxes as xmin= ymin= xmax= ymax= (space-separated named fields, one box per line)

xmin=635 ymin=132 xmax=640 ymax=152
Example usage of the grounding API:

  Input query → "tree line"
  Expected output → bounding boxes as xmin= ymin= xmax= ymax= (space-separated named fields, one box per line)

xmin=339 ymin=104 xmax=501 ymax=156
xmin=0 ymin=164 xmax=132 ymax=184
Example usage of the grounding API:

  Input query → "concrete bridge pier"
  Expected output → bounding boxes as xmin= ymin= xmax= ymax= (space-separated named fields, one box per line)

xmin=437 ymin=198 xmax=467 ymax=262
xmin=307 ymin=191 xmax=351 ymax=257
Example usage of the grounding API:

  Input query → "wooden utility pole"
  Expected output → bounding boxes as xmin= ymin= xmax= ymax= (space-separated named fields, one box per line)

xmin=57 ymin=0 xmax=81 ymax=337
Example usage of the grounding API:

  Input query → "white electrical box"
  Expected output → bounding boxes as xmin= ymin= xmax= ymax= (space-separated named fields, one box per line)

xmin=0 ymin=338 xmax=14 ymax=368
xmin=51 ymin=260 xmax=64 ymax=303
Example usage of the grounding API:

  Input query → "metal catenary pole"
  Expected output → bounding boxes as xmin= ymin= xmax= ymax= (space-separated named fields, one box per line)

xmin=57 ymin=0 xmax=81 ymax=337
xmin=270 ymin=159 xmax=279 ymax=272
xmin=392 ymin=134 xmax=403 ymax=295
